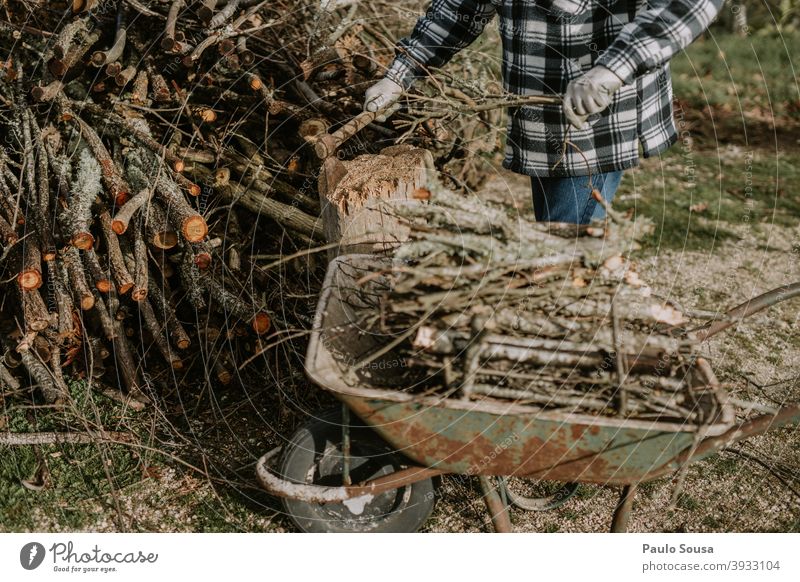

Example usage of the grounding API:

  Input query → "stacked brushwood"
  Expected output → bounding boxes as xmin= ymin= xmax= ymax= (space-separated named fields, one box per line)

xmin=0 ymin=0 xmax=584 ymax=408
xmin=353 ymin=187 xmax=721 ymax=425
xmin=0 ymin=0 xmax=462 ymax=406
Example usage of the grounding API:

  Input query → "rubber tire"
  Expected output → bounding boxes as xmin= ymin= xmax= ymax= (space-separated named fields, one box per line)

xmin=279 ymin=407 xmax=435 ymax=532
xmin=499 ymin=477 xmax=579 ymax=512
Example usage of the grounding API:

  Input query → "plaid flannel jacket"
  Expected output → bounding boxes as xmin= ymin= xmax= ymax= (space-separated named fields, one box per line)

xmin=385 ymin=0 xmax=724 ymax=177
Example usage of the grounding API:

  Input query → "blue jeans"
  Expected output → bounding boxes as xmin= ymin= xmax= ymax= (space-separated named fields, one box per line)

xmin=530 ymin=171 xmax=624 ymax=224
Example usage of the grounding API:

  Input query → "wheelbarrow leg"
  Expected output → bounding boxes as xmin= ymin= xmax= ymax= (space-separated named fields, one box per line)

xmin=610 ymin=484 xmax=637 ymax=533
xmin=478 ymin=476 xmax=512 ymax=533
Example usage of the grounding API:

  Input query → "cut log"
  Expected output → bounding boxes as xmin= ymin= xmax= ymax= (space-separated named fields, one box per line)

xmin=318 ymin=145 xmax=431 ymax=258
xmin=63 ymin=246 xmax=95 ymax=310
xmin=111 ymin=189 xmax=151 ymax=234
xmin=98 ymin=210 xmax=135 ymax=294
xmin=82 ymin=248 xmax=112 ymax=293
xmin=18 ymin=237 xmax=43 ymax=290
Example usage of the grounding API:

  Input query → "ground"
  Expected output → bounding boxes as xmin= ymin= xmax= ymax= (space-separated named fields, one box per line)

xmin=2 ymin=31 xmax=799 ymax=533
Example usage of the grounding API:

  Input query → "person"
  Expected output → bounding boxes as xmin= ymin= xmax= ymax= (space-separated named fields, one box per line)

xmin=363 ymin=0 xmax=723 ymax=224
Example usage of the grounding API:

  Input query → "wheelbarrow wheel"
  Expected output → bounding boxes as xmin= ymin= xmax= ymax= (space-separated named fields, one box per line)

xmin=279 ymin=407 xmax=436 ymax=533
xmin=499 ymin=477 xmax=579 ymax=512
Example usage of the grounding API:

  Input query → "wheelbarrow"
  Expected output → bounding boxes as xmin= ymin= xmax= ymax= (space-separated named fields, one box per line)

xmin=256 ymin=253 xmax=800 ymax=532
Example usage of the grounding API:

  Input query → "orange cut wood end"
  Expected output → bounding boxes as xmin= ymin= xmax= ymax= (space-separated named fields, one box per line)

xmin=29 ymin=319 xmax=49 ymax=332
xmin=153 ymin=231 xmax=179 ymax=249
xmin=72 ymin=232 xmax=96 ymax=250
xmin=118 ymin=282 xmax=134 ymax=295
xmin=251 ymin=312 xmax=271 ymax=335
xmin=182 ymin=216 xmax=208 ymax=242
xmin=110 ymin=219 xmax=127 ymax=235
xmin=198 ymin=109 xmax=217 ymax=123
xmin=194 ymin=252 xmax=212 ymax=270
xmin=17 ymin=270 xmax=42 ymax=290
xmin=95 ymin=279 xmax=112 ymax=293
xmin=412 ymin=188 xmax=431 ymax=201
xmin=131 ymin=288 xmax=148 ymax=302
xmin=80 ymin=294 xmax=96 ymax=310
xmin=115 ymin=191 xmax=130 ymax=207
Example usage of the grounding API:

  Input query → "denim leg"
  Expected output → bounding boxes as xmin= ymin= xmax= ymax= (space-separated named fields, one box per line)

xmin=531 ymin=171 xmax=624 ymax=224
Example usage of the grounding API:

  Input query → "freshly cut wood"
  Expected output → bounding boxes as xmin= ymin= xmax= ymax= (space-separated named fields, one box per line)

xmin=147 ymin=275 xmax=191 ymax=350
xmin=319 ymin=145 xmax=431 ymax=257
xmin=64 ymin=147 xmax=101 ymax=249
xmin=20 ymin=288 xmax=50 ymax=332
xmin=99 ymin=210 xmax=135 ymax=294
xmin=299 ymin=119 xmax=329 ymax=142
xmin=63 ymin=246 xmax=95 ymax=310
xmin=204 ymin=276 xmax=271 ymax=335
xmin=0 ymin=0 xmax=514 ymax=409
xmin=48 ymin=28 xmax=100 ymax=77
xmin=82 ymin=248 xmax=112 ymax=293
xmin=111 ymin=189 xmax=151 ymax=235
xmin=143 ymin=201 xmax=178 ymax=249
xmin=151 ymin=172 xmax=208 ymax=243
xmin=17 ymin=237 xmax=43 ymax=290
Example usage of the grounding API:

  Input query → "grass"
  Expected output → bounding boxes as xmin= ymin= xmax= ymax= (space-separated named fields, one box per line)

xmin=613 ymin=32 xmax=800 ymax=253
xmin=670 ymin=31 xmax=800 ymax=121
xmin=614 ymin=145 xmax=800 ymax=252
xmin=0 ymin=380 xmax=146 ymax=531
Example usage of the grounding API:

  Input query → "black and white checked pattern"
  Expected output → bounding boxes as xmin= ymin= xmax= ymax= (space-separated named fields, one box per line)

xmin=384 ymin=0 xmax=723 ymax=177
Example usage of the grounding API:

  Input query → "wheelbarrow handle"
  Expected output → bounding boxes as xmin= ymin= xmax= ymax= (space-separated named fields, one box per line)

xmin=693 ymin=281 xmax=800 ymax=341
xmin=315 ymin=110 xmax=378 ymax=159
xmin=682 ymin=403 xmax=800 ymax=464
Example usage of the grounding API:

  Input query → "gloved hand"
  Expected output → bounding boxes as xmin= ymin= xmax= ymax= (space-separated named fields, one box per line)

xmin=563 ymin=65 xmax=624 ymax=129
xmin=363 ymin=77 xmax=404 ymax=121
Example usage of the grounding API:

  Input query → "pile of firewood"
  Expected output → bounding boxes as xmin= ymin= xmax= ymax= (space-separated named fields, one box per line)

xmin=0 ymin=0 xmax=577 ymax=408
xmin=0 ymin=0 xmax=461 ymax=406
xmin=352 ymin=187 xmax=721 ymax=424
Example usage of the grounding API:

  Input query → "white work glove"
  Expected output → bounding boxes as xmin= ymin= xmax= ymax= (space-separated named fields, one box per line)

xmin=363 ymin=77 xmax=403 ymax=122
xmin=563 ymin=65 xmax=624 ymax=129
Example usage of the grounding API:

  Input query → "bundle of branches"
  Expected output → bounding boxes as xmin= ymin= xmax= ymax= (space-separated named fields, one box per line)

xmin=0 ymin=0 xmax=547 ymax=410
xmin=352 ymin=187 xmax=724 ymax=425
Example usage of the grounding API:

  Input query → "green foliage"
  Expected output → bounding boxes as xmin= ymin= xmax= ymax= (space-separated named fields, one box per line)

xmin=614 ymin=31 xmax=800 ymax=253
xmin=0 ymin=379 xmax=145 ymax=531
xmin=671 ymin=30 xmax=800 ymax=119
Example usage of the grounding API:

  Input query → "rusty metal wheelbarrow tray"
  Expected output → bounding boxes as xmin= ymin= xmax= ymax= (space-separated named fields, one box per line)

xmin=301 ymin=254 xmax=747 ymax=486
